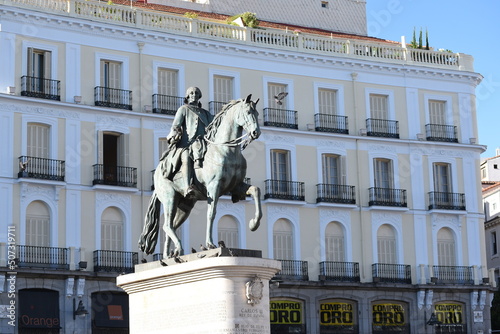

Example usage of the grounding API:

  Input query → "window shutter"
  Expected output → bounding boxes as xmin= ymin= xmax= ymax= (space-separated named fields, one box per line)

xmin=27 ymin=47 xmax=34 ymax=77
xmin=340 ymin=155 xmax=346 ymax=185
xmin=97 ymin=130 xmax=104 ymax=164
xmin=429 ymin=100 xmax=446 ymax=125
xmin=44 ymin=51 xmax=52 ymax=79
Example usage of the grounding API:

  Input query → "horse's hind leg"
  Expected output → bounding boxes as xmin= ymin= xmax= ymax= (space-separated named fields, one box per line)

xmin=162 ymin=202 xmax=183 ymax=258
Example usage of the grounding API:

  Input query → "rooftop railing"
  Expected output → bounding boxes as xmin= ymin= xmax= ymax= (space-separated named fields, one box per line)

xmin=3 ymin=0 xmax=473 ymax=71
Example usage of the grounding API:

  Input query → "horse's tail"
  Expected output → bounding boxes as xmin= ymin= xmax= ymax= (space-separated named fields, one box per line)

xmin=138 ymin=191 xmax=161 ymax=255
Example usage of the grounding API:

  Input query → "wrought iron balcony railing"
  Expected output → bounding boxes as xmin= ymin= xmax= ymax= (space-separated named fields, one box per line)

xmin=366 ymin=118 xmax=399 ymax=138
xmin=372 ymin=263 xmax=411 ymax=284
xmin=93 ymin=164 xmax=137 ymax=188
xmin=21 ymin=75 xmax=61 ymax=101
xmin=209 ymin=101 xmax=226 ymax=116
xmin=264 ymin=179 xmax=305 ymax=201
xmin=274 ymin=260 xmax=309 ymax=281
xmin=93 ymin=250 xmax=138 ymax=273
xmin=431 ymin=265 xmax=474 ymax=285
xmin=16 ymin=245 xmax=69 ymax=270
xmin=319 ymin=261 xmax=360 ymax=282
xmin=94 ymin=86 xmax=132 ymax=110
xmin=368 ymin=187 xmax=407 ymax=207
xmin=425 ymin=124 xmax=458 ymax=142
xmin=152 ymin=94 xmax=183 ymax=115
xmin=18 ymin=156 xmax=65 ymax=182
xmin=314 ymin=113 xmax=348 ymax=134
xmin=316 ymin=184 xmax=356 ymax=204
xmin=263 ymin=107 xmax=298 ymax=129
xmin=428 ymin=192 xmax=466 ymax=210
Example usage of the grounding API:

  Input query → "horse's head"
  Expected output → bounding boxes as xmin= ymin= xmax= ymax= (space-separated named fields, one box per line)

xmin=235 ymin=94 xmax=261 ymax=142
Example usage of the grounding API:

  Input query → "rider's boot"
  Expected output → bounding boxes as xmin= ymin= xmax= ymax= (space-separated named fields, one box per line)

xmin=181 ymin=160 xmax=195 ymax=198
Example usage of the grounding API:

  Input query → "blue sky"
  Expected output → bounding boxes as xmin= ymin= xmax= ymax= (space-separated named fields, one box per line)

xmin=365 ymin=1 xmax=500 ymax=158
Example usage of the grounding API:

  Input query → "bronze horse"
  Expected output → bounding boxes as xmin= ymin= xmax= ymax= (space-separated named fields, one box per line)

xmin=139 ymin=95 xmax=262 ymax=258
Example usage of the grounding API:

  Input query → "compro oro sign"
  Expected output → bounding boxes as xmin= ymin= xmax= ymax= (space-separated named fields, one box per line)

xmin=270 ymin=300 xmax=303 ymax=325
xmin=434 ymin=303 xmax=464 ymax=325
xmin=372 ymin=302 xmax=407 ymax=327
xmin=320 ymin=301 xmax=356 ymax=326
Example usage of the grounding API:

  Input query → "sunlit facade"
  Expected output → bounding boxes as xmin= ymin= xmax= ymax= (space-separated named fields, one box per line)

xmin=0 ymin=0 xmax=492 ymax=333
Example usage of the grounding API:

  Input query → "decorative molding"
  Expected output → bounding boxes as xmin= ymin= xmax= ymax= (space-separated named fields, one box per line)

xmin=262 ymin=134 xmax=295 ymax=144
xmin=431 ymin=213 xmax=461 ymax=230
xmin=267 ymin=205 xmax=298 ymax=223
xmin=20 ymin=183 xmax=60 ymax=203
xmin=471 ymin=290 xmax=479 ymax=310
xmin=410 ymin=146 xmax=474 ymax=159
xmin=315 ymin=139 xmax=345 ymax=149
xmin=367 ymin=144 xmax=396 ymax=153
xmin=95 ymin=192 xmax=130 ymax=211
xmin=319 ymin=208 xmax=350 ymax=223
xmin=479 ymin=290 xmax=487 ymax=310
xmin=66 ymin=277 xmax=75 ymax=297
xmin=96 ymin=115 xmax=129 ymax=127
xmin=371 ymin=212 xmax=402 ymax=225
xmin=425 ymin=290 xmax=433 ymax=310
xmin=0 ymin=103 xmax=80 ymax=119
xmin=77 ymin=278 xmax=85 ymax=298
xmin=417 ymin=290 xmax=425 ymax=310
xmin=154 ymin=121 xmax=170 ymax=130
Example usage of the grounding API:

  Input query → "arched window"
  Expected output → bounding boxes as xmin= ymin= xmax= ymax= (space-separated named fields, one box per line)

xmin=377 ymin=224 xmax=396 ymax=264
xmin=101 ymin=207 xmax=124 ymax=251
xmin=437 ymin=227 xmax=456 ymax=266
xmin=26 ymin=201 xmax=50 ymax=246
xmin=325 ymin=222 xmax=345 ymax=262
xmin=218 ymin=215 xmax=239 ymax=248
xmin=273 ymin=219 xmax=293 ymax=260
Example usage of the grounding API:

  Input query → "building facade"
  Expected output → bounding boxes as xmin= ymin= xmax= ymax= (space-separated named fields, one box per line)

xmin=0 ymin=0 xmax=492 ymax=333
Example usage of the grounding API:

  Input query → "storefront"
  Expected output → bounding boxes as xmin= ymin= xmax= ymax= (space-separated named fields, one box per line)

xmin=19 ymin=289 xmax=61 ymax=334
xmin=319 ymin=299 xmax=358 ymax=334
xmin=371 ymin=301 xmax=410 ymax=334
xmin=270 ymin=299 xmax=306 ymax=334
xmin=91 ymin=292 xmax=129 ymax=334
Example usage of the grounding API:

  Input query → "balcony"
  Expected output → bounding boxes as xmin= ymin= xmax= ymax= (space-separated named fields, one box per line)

xmin=264 ymin=179 xmax=305 ymax=201
xmin=93 ymin=164 xmax=137 ymax=188
xmin=16 ymin=245 xmax=69 ymax=270
xmin=274 ymin=260 xmax=309 ymax=281
xmin=152 ymin=94 xmax=183 ymax=115
xmin=94 ymin=86 xmax=132 ymax=110
xmin=372 ymin=263 xmax=411 ymax=284
xmin=93 ymin=250 xmax=138 ymax=273
xmin=425 ymin=124 xmax=458 ymax=142
xmin=319 ymin=261 xmax=360 ymax=282
xmin=18 ymin=156 xmax=65 ymax=182
xmin=428 ymin=192 xmax=466 ymax=210
xmin=263 ymin=107 xmax=298 ymax=129
xmin=368 ymin=187 xmax=407 ymax=207
xmin=209 ymin=101 xmax=226 ymax=116
xmin=316 ymin=184 xmax=356 ymax=204
xmin=21 ymin=75 xmax=60 ymax=101
xmin=366 ymin=118 xmax=399 ymax=138
xmin=314 ymin=114 xmax=348 ymax=134
xmin=431 ymin=265 xmax=474 ymax=285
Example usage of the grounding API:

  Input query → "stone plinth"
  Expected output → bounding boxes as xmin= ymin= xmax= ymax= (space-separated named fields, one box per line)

xmin=117 ymin=249 xmax=281 ymax=334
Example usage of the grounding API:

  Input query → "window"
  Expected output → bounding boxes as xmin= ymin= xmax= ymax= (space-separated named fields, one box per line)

xmin=433 ymin=163 xmax=451 ymax=193
xmin=217 ymin=215 xmax=239 ymax=248
xmin=101 ymin=207 xmax=124 ymax=251
xmin=157 ymin=68 xmax=178 ymax=96
xmin=321 ymin=1 xmax=329 ymax=8
xmin=268 ymin=83 xmax=288 ymax=109
xmin=100 ymin=60 xmax=121 ymax=89
xmin=494 ymin=203 xmax=498 ymax=211
xmin=482 ymin=168 xmax=487 ymax=179
xmin=325 ymin=222 xmax=345 ymax=262
xmin=322 ymin=154 xmax=345 ymax=185
xmin=369 ymin=94 xmax=388 ymax=120
xmin=377 ymin=224 xmax=396 ymax=264
xmin=27 ymin=123 xmax=50 ymax=158
xmin=27 ymin=48 xmax=51 ymax=80
xmin=429 ymin=100 xmax=446 ymax=125
xmin=26 ymin=201 xmax=50 ymax=247
xmin=271 ymin=149 xmax=291 ymax=182
xmin=273 ymin=219 xmax=293 ymax=260
xmin=495 ymin=164 xmax=498 ymax=170
xmin=374 ymin=158 xmax=393 ymax=189
xmin=437 ymin=228 xmax=456 ymax=266
xmin=318 ymin=88 xmax=337 ymax=115
xmin=213 ymin=75 xmax=233 ymax=103
xmin=492 ymin=231 xmax=498 ymax=256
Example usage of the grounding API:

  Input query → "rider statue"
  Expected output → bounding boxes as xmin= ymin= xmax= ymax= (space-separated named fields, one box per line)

xmin=161 ymin=87 xmax=213 ymax=198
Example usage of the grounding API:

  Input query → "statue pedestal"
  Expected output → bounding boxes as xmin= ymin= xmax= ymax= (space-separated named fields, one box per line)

xmin=117 ymin=249 xmax=281 ymax=334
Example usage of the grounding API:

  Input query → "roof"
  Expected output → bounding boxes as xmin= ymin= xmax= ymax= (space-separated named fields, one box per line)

xmin=482 ymin=181 xmax=500 ymax=194
xmin=113 ymin=0 xmax=398 ymax=45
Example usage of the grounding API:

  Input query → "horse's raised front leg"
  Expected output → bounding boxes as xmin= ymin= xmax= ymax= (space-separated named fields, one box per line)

xmin=246 ymin=185 xmax=262 ymax=231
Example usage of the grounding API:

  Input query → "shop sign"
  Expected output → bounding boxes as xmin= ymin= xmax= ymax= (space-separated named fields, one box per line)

xmin=320 ymin=302 xmax=354 ymax=326
xmin=372 ymin=303 xmax=405 ymax=326
xmin=434 ymin=303 xmax=463 ymax=324
xmin=270 ymin=300 xmax=302 ymax=324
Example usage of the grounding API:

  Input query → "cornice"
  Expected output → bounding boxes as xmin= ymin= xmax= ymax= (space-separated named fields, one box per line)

xmin=0 ymin=6 xmax=482 ymax=85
